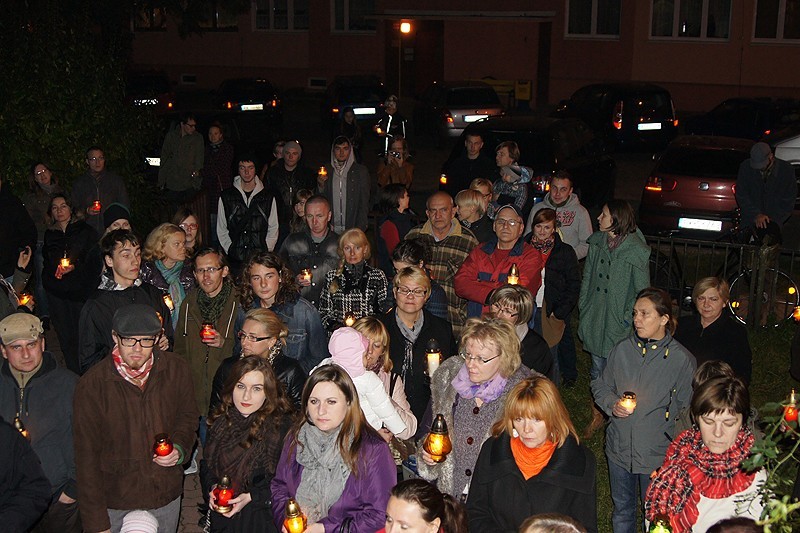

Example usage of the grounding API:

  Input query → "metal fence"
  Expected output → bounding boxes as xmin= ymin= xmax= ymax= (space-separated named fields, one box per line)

xmin=646 ymin=235 xmax=800 ymax=328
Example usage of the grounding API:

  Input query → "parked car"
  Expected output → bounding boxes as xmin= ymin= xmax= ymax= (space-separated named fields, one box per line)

xmin=125 ymin=71 xmax=175 ymax=114
xmin=638 ymin=135 xmax=754 ymax=238
xmin=439 ymin=116 xmax=616 ymax=209
xmin=414 ymin=81 xmax=504 ymax=142
xmin=552 ymin=82 xmax=679 ymax=150
xmin=212 ymin=78 xmax=282 ymax=123
xmin=320 ymin=75 xmax=388 ymax=126
xmin=684 ymin=97 xmax=800 ymax=141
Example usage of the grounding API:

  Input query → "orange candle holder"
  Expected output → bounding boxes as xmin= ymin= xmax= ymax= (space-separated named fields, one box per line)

xmin=318 ymin=166 xmax=328 ymax=178
xmin=284 ymin=498 xmax=307 ymax=533
xmin=60 ymin=256 xmax=71 ymax=268
xmin=13 ymin=416 xmax=30 ymax=439
xmin=785 ymin=389 xmax=798 ymax=422
xmin=200 ymin=322 xmax=216 ymax=342
xmin=153 ymin=433 xmax=173 ymax=456
xmin=423 ymin=414 xmax=453 ymax=463
xmin=213 ymin=476 xmax=235 ymax=513
xmin=507 ymin=263 xmax=520 ymax=285
xmin=18 ymin=293 xmax=32 ymax=306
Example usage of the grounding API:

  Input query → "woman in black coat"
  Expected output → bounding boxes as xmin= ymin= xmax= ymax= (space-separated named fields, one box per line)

xmin=467 ymin=376 xmax=597 ymax=532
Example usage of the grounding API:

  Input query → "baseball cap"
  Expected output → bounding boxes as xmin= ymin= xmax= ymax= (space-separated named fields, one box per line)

xmin=750 ymin=142 xmax=772 ymax=170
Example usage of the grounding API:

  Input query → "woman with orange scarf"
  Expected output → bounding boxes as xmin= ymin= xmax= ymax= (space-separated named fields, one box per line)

xmin=467 ymin=376 xmax=597 ymax=532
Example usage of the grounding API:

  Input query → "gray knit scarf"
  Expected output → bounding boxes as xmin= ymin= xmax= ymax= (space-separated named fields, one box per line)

xmin=395 ymin=310 xmax=424 ymax=385
xmin=295 ymin=423 xmax=351 ymax=523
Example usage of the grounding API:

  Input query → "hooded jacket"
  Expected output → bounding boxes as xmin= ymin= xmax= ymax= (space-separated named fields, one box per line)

xmin=526 ymin=192 xmax=593 ymax=260
xmin=319 ymin=145 xmax=370 ymax=232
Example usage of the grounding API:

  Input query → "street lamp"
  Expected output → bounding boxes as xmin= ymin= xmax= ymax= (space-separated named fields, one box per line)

xmin=398 ymin=21 xmax=412 ymax=99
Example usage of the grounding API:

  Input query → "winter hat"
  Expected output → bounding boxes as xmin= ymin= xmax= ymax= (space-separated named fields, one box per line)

xmin=750 ymin=142 xmax=772 ymax=170
xmin=328 ymin=327 xmax=369 ymax=378
xmin=103 ymin=202 xmax=131 ymax=229
xmin=119 ymin=510 xmax=159 ymax=533
xmin=112 ymin=304 xmax=162 ymax=337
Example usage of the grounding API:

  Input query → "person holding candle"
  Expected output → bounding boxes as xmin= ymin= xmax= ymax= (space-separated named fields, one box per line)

xmin=316 ymin=136 xmax=371 ymax=234
xmin=238 ymin=251 xmax=327 ymax=373
xmin=171 ymin=207 xmax=204 ymax=257
xmin=467 ymin=376 xmax=597 ymax=531
xmin=455 ymin=204 xmax=543 ymax=319
xmin=373 ymin=95 xmax=407 ymax=156
xmin=416 ymin=315 xmax=536 ymax=499
xmin=0 ymin=248 xmax=34 ymax=321
xmin=201 ymin=356 xmax=295 ymax=532
xmin=271 ymin=364 xmax=396 ymax=533
xmin=645 ymin=376 xmax=765 ymax=532
xmin=376 ymin=184 xmax=413 ymax=278
xmin=42 ymin=193 xmax=99 ymax=374
xmin=379 ymin=266 xmax=457 ymax=423
xmin=319 ymin=229 xmax=391 ymax=335
xmin=379 ymin=479 xmax=469 ymax=533
xmin=70 ymin=146 xmax=130 ymax=236
xmin=591 ymin=287 xmax=695 ymax=533
xmin=488 ymin=286 xmax=555 ymax=381
xmin=674 ymin=277 xmax=753 ymax=386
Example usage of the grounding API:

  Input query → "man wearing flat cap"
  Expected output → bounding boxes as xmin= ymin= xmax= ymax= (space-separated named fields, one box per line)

xmin=735 ymin=141 xmax=796 ymax=244
xmin=73 ymin=304 xmax=198 ymax=533
xmin=455 ymin=204 xmax=543 ymax=318
xmin=0 ymin=313 xmax=81 ymax=532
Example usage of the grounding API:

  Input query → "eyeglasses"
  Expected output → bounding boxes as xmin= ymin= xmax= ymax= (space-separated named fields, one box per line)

xmin=180 ymin=223 xmax=199 ymax=230
xmin=184 ymin=122 xmax=197 ymax=128
xmin=87 ymin=157 xmax=105 ymax=162
xmin=194 ymin=266 xmax=223 ymax=275
xmin=395 ymin=286 xmax=427 ymax=298
xmin=35 ymin=168 xmax=49 ymax=176
xmin=491 ymin=303 xmax=519 ymax=318
xmin=494 ymin=218 xmax=520 ymax=228
xmin=237 ymin=331 xmax=273 ymax=342
xmin=460 ymin=351 xmax=501 ymax=365
xmin=118 ymin=336 xmax=157 ymax=348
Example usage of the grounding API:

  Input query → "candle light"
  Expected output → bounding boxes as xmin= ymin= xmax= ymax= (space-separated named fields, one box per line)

xmin=344 ymin=312 xmax=356 ymax=327
xmin=301 ymin=268 xmax=312 ymax=283
xmin=648 ymin=516 xmax=672 ymax=533
xmin=200 ymin=322 xmax=216 ymax=342
xmin=153 ymin=433 xmax=173 ymax=457
xmin=89 ymin=200 xmax=102 ymax=214
xmin=13 ymin=416 xmax=30 ymax=439
xmin=423 ymin=414 xmax=453 ymax=463
xmin=425 ymin=338 xmax=441 ymax=376
xmin=785 ymin=389 xmax=798 ymax=422
xmin=507 ymin=263 xmax=520 ymax=285
xmin=620 ymin=391 xmax=637 ymax=413
xmin=284 ymin=498 xmax=307 ymax=533
xmin=18 ymin=293 xmax=32 ymax=307
xmin=376 ymin=126 xmax=383 ymax=135
xmin=213 ymin=475 xmax=235 ymax=514
xmin=162 ymin=293 xmax=174 ymax=312
xmin=794 ymin=306 xmax=800 ymax=322
xmin=318 ymin=166 xmax=327 ymax=178
xmin=60 ymin=255 xmax=71 ymax=268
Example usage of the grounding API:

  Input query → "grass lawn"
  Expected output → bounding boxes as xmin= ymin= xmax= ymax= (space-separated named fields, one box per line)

xmin=563 ymin=317 xmax=798 ymax=532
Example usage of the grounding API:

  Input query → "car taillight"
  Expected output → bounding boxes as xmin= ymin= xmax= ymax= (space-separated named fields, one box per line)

xmin=439 ymin=174 xmax=447 ymax=185
xmin=445 ymin=113 xmax=453 ymax=124
xmin=612 ymin=101 xmax=623 ymax=130
xmin=226 ymin=101 xmax=233 ymax=109
xmin=673 ymin=119 xmax=679 ymax=127
xmin=764 ymin=129 xmax=771 ymax=136
xmin=531 ymin=179 xmax=549 ymax=193
xmin=731 ymin=183 xmax=736 ymax=195
xmin=167 ymin=101 xmax=174 ymax=109
xmin=271 ymin=99 xmax=278 ymax=107
xmin=332 ymin=107 xmax=339 ymax=114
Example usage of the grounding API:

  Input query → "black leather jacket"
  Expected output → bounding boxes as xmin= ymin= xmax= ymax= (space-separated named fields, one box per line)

xmin=278 ymin=228 xmax=340 ymax=306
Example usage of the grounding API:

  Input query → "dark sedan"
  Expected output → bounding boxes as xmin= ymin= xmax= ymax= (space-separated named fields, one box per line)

xmin=684 ymin=97 xmax=800 ymax=141
xmin=212 ymin=78 xmax=282 ymax=123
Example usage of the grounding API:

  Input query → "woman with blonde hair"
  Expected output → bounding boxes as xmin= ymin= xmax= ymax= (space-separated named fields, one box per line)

xmin=456 ymin=188 xmax=493 ymax=243
xmin=319 ymin=228 xmax=390 ymax=334
xmin=467 ymin=376 xmax=597 ymax=531
xmin=211 ymin=307 xmax=306 ymax=410
xmin=417 ymin=316 xmax=535 ymax=499
xmin=140 ymin=223 xmax=195 ymax=327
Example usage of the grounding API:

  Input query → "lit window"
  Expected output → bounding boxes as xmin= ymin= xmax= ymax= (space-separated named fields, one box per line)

xmin=567 ymin=0 xmax=621 ymax=37
xmin=651 ymin=0 xmax=731 ymax=39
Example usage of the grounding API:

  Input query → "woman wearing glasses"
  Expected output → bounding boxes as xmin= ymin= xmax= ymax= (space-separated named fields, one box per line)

xmin=488 ymin=286 xmax=555 ymax=382
xmin=211 ymin=308 xmax=306 ymax=411
xmin=416 ymin=315 xmax=535 ymax=499
xmin=379 ymin=266 xmax=457 ymax=423
xmin=171 ymin=207 xmax=203 ymax=257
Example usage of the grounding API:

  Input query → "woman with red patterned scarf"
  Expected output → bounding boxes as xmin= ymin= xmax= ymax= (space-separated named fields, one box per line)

xmin=645 ymin=376 xmax=765 ymax=532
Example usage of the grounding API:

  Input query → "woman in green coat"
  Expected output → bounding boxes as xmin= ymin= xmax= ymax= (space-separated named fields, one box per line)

xmin=578 ymin=200 xmax=649 ymax=435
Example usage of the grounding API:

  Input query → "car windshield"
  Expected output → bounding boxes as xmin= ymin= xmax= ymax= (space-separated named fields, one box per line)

xmin=657 ymin=147 xmax=749 ymax=178
xmin=448 ymin=87 xmax=501 ymax=107
xmin=339 ymin=86 xmax=386 ymax=103
xmin=221 ymin=80 xmax=275 ymax=99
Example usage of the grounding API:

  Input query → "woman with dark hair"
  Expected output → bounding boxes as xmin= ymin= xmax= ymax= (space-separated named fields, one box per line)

xmin=271 ymin=365 xmax=396 ymax=533
xmin=591 ymin=287 xmax=695 ymax=533
xmin=674 ymin=276 xmax=753 ymax=386
xmin=42 ymin=193 xmax=99 ymax=373
xmin=645 ymin=376 xmax=765 ymax=532
xmin=171 ymin=207 xmax=203 ymax=257
xmin=289 ymin=188 xmax=313 ymax=234
xmin=201 ymin=357 xmax=295 ymax=532
xmin=377 ymin=183 xmax=413 ymax=277
xmin=140 ymin=223 xmax=196 ymax=328
xmin=579 ymin=199 xmax=650 ymax=437
xmin=380 ymin=479 xmax=469 ymax=533
xmin=319 ymin=229 xmax=390 ymax=334
xmin=238 ymin=251 xmax=327 ymax=373
xmin=378 ymin=135 xmax=414 ymax=189
xmin=468 ymin=376 xmax=597 ymax=532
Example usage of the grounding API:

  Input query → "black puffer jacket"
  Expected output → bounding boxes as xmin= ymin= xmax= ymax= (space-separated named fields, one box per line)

xmin=42 ymin=219 xmax=99 ymax=300
xmin=139 ymin=260 xmax=196 ymax=295
xmin=0 ymin=418 xmax=52 ymax=531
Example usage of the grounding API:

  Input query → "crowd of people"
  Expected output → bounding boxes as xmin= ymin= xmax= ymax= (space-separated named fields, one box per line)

xmin=0 ymin=101 xmax=775 ymax=533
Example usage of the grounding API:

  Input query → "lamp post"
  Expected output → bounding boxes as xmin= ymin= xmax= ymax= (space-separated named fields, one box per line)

xmin=398 ymin=21 xmax=412 ymax=99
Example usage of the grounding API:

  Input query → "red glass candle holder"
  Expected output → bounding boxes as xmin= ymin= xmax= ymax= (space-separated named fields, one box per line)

xmin=200 ymin=322 xmax=216 ymax=342
xmin=153 ymin=433 xmax=173 ymax=457
xmin=88 ymin=200 xmax=102 ymax=214
xmin=213 ymin=476 xmax=235 ymax=513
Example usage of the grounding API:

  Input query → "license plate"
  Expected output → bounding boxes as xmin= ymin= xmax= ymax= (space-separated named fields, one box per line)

xmin=145 ymin=157 xmax=161 ymax=167
xmin=241 ymin=104 xmax=264 ymax=111
xmin=353 ymin=107 xmax=375 ymax=115
xmin=678 ymin=218 xmax=722 ymax=231
xmin=638 ymin=122 xmax=662 ymax=131
xmin=134 ymin=98 xmax=158 ymax=106
xmin=464 ymin=114 xmax=488 ymax=123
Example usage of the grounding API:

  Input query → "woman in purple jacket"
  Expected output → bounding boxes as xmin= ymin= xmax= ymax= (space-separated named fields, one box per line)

xmin=271 ymin=364 xmax=396 ymax=533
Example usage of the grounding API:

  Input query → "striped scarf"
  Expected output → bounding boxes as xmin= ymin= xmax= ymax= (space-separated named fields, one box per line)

xmin=112 ymin=346 xmax=155 ymax=390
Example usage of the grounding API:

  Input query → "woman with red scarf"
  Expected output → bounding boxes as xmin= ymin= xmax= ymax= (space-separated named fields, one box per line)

xmin=645 ymin=376 xmax=765 ymax=532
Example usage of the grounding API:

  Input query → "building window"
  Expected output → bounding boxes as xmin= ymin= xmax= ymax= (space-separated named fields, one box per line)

xmin=755 ymin=0 xmax=800 ymax=40
xmin=651 ymin=0 xmax=731 ymax=39
xmin=567 ymin=0 xmax=621 ymax=36
xmin=198 ymin=1 xmax=239 ymax=30
xmin=133 ymin=4 xmax=167 ymax=31
xmin=255 ymin=0 xmax=309 ymax=30
xmin=333 ymin=0 xmax=376 ymax=32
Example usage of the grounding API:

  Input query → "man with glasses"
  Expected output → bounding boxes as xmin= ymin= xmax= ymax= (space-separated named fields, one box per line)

xmin=217 ymin=154 xmax=279 ymax=276
xmin=173 ymin=247 xmax=239 ymax=447
xmin=73 ymin=304 xmax=198 ymax=533
xmin=455 ymin=204 xmax=543 ymax=318
xmin=71 ymin=146 xmax=130 ymax=235
xmin=158 ymin=111 xmax=205 ymax=210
